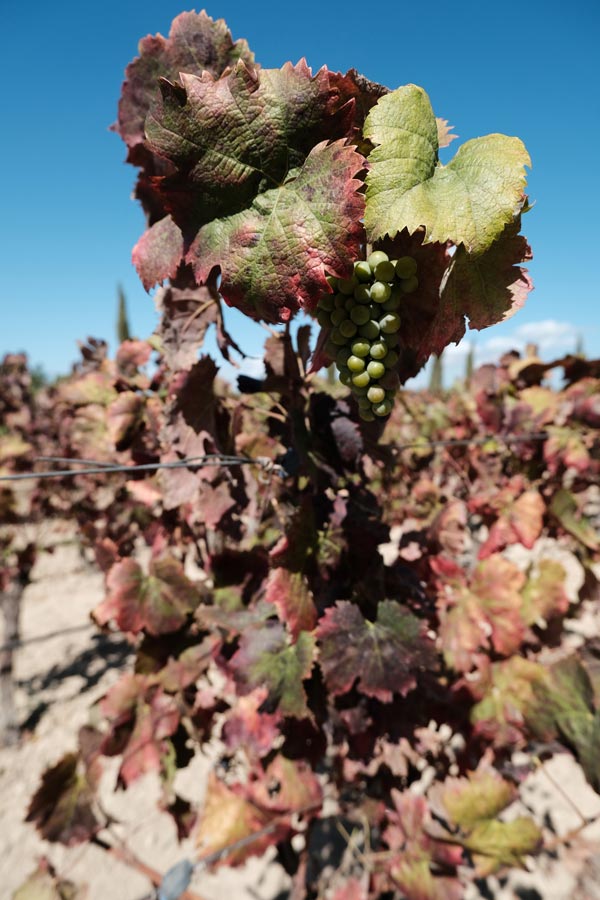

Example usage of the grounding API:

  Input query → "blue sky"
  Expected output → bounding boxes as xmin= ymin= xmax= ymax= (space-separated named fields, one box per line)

xmin=1 ymin=0 xmax=598 ymax=380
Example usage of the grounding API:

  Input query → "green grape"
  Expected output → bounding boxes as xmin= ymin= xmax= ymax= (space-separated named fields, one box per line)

xmin=395 ymin=256 xmax=417 ymax=279
xmin=316 ymin=310 xmax=331 ymax=327
xmin=331 ymin=328 xmax=347 ymax=346
xmin=373 ymin=399 xmax=393 ymax=417
xmin=370 ymin=281 xmax=392 ymax=304
xmin=370 ymin=341 xmax=388 ymax=360
xmin=366 ymin=360 xmax=385 ymax=379
xmin=350 ymin=305 xmax=371 ymax=326
xmin=359 ymin=320 xmax=380 ymax=340
xmin=347 ymin=355 xmax=366 ymax=373
xmin=351 ymin=340 xmax=370 ymax=358
xmin=374 ymin=260 xmax=396 ymax=283
xmin=367 ymin=385 xmax=386 ymax=404
xmin=380 ymin=313 xmax=401 ymax=334
xmin=401 ymin=275 xmax=419 ymax=294
xmin=334 ymin=294 xmax=346 ymax=309
xmin=383 ymin=349 xmax=399 ymax=368
xmin=338 ymin=370 xmax=352 ymax=387
xmin=353 ymin=284 xmax=371 ymax=303
xmin=357 ymin=395 xmax=372 ymax=410
xmin=354 ymin=260 xmax=373 ymax=282
xmin=381 ymin=291 xmax=401 ymax=312
xmin=344 ymin=297 xmax=356 ymax=312
xmin=385 ymin=332 xmax=400 ymax=347
xmin=339 ymin=319 xmax=358 ymax=339
xmin=326 ymin=274 xmax=338 ymax=289
xmin=338 ymin=276 xmax=357 ymax=295
xmin=352 ymin=371 xmax=371 ymax=388
xmin=359 ymin=408 xmax=376 ymax=421
xmin=318 ymin=293 xmax=335 ymax=312
xmin=330 ymin=308 xmax=347 ymax=327
xmin=367 ymin=250 xmax=389 ymax=269
xmin=352 ymin=383 xmax=369 ymax=396
xmin=337 ymin=346 xmax=351 ymax=365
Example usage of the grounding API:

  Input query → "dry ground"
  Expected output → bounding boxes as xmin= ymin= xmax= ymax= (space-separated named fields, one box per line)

xmin=1 ymin=528 xmax=599 ymax=899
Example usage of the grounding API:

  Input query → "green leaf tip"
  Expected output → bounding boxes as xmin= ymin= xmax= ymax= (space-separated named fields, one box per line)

xmin=364 ymin=84 xmax=531 ymax=255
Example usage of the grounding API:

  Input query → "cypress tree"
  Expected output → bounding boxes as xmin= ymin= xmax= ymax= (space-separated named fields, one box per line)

xmin=116 ymin=285 xmax=132 ymax=344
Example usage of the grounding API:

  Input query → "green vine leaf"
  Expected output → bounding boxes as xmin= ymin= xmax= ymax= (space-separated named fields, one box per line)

xmin=230 ymin=621 xmax=316 ymax=718
xmin=364 ymin=84 xmax=530 ymax=254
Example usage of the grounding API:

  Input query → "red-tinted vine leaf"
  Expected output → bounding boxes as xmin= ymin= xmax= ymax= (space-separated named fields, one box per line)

xmin=329 ymin=878 xmax=369 ymax=900
xmin=550 ymin=488 xmax=600 ymax=551
xmin=441 ymin=217 xmax=532 ymax=331
xmin=154 ymin=285 xmax=219 ymax=372
xmin=436 ymin=554 xmax=526 ymax=672
xmin=195 ymin=772 xmax=272 ymax=866
xmin=521 ymin=559 xmax=570 ymax=626
xmin=383 ymin=790 xmax=463 ymax=900
xmin=222 ymin=688 xmax=281 ymax=758
xmin=13 ymin=859 xmax=85 ymax=900
xmin=106 ymin=391 xmax=144 ymax=447
xmin=115 ymin=338 xmax=152 ymax=374
xmin=248 ymin=755 xmax=322 ymax=814
xmin=229 ymin=620 xmax=315 ymax=718
xmin=59 ymin=371 xmax=117 ymax=407
xmin=146 ymin=58 xmax=358 ymax=233
xmin=25 ymin=752 xmax=102 ymax=845
xmin=478 ymin=489 xmax=545 ymax=559
xmin=132 ymin=215 xmax=185 ymax=290
xmin=118 ymin=688 xmax=180 ymax=787
xmin=317 ymin=600 xmax=434 ymax=702
xmin=264 ymin=567 xmax=317 ymax=640
xmin=158 ymin=635 xmax=219 ymax=693
xmin=115 ymin=10 xmax=254 ymax=155
xmin=191 ymin=140 xmax=365 ymax=321
xmin=94 ymin=556 xmax=201 ymax=635
xmin=544 ymin=426 xmax=590 ymax=475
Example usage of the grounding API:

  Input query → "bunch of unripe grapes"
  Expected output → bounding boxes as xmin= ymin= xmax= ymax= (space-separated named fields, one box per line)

xmin=317 ymin=251 xmax=418 ymax=421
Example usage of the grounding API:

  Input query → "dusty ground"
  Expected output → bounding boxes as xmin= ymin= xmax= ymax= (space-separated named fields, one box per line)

xmin=1 ymin=528 xmax=600 ymax=899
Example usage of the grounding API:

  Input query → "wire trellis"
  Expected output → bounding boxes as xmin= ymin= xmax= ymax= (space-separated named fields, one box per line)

xmin=0 ymin=433 xmax=553 ymax=484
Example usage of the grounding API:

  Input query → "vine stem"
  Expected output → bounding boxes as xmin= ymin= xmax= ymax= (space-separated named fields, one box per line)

xmin=90 ymin=835 xmax=207 ymax=900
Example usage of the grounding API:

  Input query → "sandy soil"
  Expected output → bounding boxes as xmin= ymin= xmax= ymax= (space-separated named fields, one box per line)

xmin=1 ymin=530 xmax=599 ymax=899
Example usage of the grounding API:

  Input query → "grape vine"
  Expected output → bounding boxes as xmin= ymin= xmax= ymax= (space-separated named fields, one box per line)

xmin=3 ymin=10 xmax=597 ymax=900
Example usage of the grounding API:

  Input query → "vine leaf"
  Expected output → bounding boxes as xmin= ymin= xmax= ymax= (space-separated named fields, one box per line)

xmin=132 ymin=215 xmax=185 ymax=291
xmin=94 ymin=556 xmax=201 ymax=635
xmin=25 ymin=749 xmax=102 ymax=846
xmin=230 ymin=621 xmax=316 ymax=718
xmin=429 ymin=767 xmax=541 ymax=876
xmin=383 ymin=790 xmax=463 ymax=900
xmin=317 ymin=600 xmax=434 ymax=702
xmin=115 ymin=10 xmax=254 ymax=156
xmin=248 ymin=755 xmax=322 ymax=814
xmin=463 ymin=818 xmax=542 ymax=877
xmin=478 ymin=488 xmax=544 ymax=559
xmin=434 ymin=555 xmax=526 ymax=672
xmin=264 ymin=568 xmax=317 ymax=640
xmin=521 ymin=559 xmax=570 ymax=626
xmin=364 ymin=84 xmax=530 ymax=254
xmin=429 ymin=768 xmax=517 ymax=833
xmin=12 ymin=859 xmax=86 ymax=900
xmin=195 ymin=772 xmax=272 ymax=866
xmin=191 ymin=140 xmax=365 ymax=321
xmin=550 ymin=488 xmax=600 ymax=551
